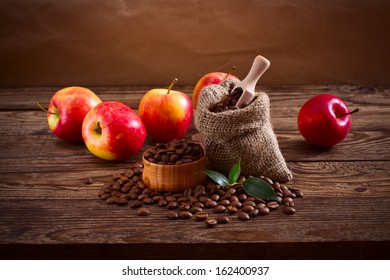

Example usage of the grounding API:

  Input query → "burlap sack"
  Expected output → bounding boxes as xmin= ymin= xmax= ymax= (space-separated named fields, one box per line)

xmin=194 ymin=78 xmax=293 ymax=183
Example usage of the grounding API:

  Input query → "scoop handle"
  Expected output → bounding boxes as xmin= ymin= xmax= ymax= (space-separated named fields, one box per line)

xmin=241 ymin=55 xmax=270 ymax=93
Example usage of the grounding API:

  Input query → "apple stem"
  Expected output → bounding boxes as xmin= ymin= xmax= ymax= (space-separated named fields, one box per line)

xmin=96 ymin=121 xmax=102 ymax=134
xmin=167 ymin=78 xmax=178 ymax=95
xmin=222 ymin=66 xmax=236 ymax=82
xmin=33 ymin=101 xmax=58 ymax=115
xmin=337 ymin=108 xmax=360 ymax=118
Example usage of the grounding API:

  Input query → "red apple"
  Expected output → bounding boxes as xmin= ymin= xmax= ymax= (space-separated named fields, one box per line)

xmin=139 ymin=79 xmax=193 ymax=142
xmin=192 ymin=69 xmax=239 ymax=109
xmin=35 ymin=86 xmax=102 ymax=143
xmin=298 ymin=94 xmax=359 ymax=147
xmin=82 ymin=101 xmax=146 ymax=161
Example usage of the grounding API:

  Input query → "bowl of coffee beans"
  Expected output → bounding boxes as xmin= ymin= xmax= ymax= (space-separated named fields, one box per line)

xmin=142 ymin=139 xmax=207 ymax=192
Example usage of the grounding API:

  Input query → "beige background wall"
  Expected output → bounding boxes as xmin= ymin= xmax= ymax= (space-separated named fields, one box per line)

xmin=0 ymin=0 xmax=389 ymax=87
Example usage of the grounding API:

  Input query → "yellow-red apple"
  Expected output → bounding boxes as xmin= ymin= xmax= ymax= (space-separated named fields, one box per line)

xmin=82 ymin=101 xmax=146 ymax=161
xmin=35 ymin=86 xmax=102 ymax=143
xmin=139 ymin=79 xmax=193 ymax=142
xmin=192 ymin=71 xmax=239 ymax=109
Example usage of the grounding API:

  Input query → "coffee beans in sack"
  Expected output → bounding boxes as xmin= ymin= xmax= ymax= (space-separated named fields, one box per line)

xmin=194 ymin=78 xmax=292 ymax=183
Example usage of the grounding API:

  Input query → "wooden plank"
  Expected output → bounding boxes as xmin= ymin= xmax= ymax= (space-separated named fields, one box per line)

xmin=1 ymin=161 xmax=389 ymax=199
xmin=1 ymin=85 xmax=389 ymax=110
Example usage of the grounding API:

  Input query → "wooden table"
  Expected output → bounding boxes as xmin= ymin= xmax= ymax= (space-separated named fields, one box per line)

xmin=1 ymin=85 xmax=389 ymax=260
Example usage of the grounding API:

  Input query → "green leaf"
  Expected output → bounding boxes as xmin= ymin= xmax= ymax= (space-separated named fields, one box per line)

xmin=243 ymin=177 xmax=282 ymax=203
xmin=228 ymin=159 xmax=241 ymax=185
xmin=202 ymin=170 xmax=229 ymax=187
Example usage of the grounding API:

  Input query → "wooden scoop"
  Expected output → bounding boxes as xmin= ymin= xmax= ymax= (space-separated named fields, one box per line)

xmin=234 ymin=55 xmax=270 ymax=108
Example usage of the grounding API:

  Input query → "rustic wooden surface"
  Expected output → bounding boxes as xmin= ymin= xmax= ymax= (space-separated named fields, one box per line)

xmin=0 ymin=85 xmax=389 ymax=259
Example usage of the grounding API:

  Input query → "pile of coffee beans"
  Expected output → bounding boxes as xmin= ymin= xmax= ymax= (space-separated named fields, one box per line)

xmin=209 ymin=86 xmax=255 ymax=113
xmin=98 ymin=161 xmax=303 ymax=228
xmin=143 ymin=139 xmax=204 ymax=165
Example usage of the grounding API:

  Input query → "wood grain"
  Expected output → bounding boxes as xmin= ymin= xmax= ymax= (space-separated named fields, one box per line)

xmin=0 ymin=85 xmax=389 ymax=259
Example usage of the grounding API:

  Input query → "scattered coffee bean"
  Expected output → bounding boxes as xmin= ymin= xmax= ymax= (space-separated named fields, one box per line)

xmin=216 ymin=216 xmax=229 ymax=224
xmin=137 ymin=207 xmax=150 ymax=216
xmin=205 ymin=200 xmax=218 ymax=208
xmin=158 ymin=199 xmax=168 ymax=207
xmin=259 ymin=206 xmax=270 ymax=215
xmin=213 ymin=205 xmax=226 ymax=214
xmin=130 ymin=200 xmax=142 ymax=208
xmin=266 ymin=201 xmax=280 ymax=210
xmin=84 ymin=177 xmax=93 ymax=185
xmin=242 ymin=205 xmax=255 ymax=213
xmin=178 ymin=211 xmax=193 ymax=219
xmin=99 ymin=159 xmax=304 ymax=228
xmin=227 ymin=205 xmax=238 ymax=214
xmin=238 ymin=211 xmax=250 ymax=221
xmin=248 ymin=209 xmax=259 ymax=217
xmin=195 ymin=211 xmax=208 ymax=221
xmin=283 ymin=206 xmax=296 ymax=215
xmin=206 ymin=218 xmax=218 ymax=228
xmin=167 ymin=211 xmax=179 ymax=220
xmin=167 ymin=201 xmax=178 ymax=209
xmin=106 ymin=197 xmax=117 ymax=204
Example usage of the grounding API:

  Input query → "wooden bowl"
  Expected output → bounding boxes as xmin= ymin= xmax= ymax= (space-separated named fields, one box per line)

xmin=142 ymin=148 xmax=207 ymax=192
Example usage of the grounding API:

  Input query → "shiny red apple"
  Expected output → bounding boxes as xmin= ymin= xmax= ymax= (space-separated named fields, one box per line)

xmin=298 ymin=94 xmax=359 ymax=147
xmin=82 ymin=101 xmax=146 ymax=161
xmin=35 ymin=86 xmax=102 ymax=143
xmin=139 ymin=79 xmax=193 ymax=142
xmin=192 ymin=70 xmax=239 ymax=109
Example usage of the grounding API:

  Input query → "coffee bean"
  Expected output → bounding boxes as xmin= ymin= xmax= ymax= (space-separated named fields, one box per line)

xmin=167 ymin=211 xmax=179 ymax=220
xmin=255 ymin=203 xmax=266 ymax=209
xmin=259 ymin=206 xmax=270 ymax=215
xmin=179 ymin=203 xmax=191 ymax=211
xmin=243 ymin=201 xmax=256 ymax=207
xmin=266 ymin=201 xmax=280 ymax=210
xmin=143 ymin=197 xmax=155 ymax=205
xmin=165 ymin=195 xmax=176 ymax=202
xmin=152 ymin=195 xmax=164 ymax=202
xmin=178 ymin=211 xmax=192 ymax=219
xmin=248 ymin=209 xmax=259 ymax=217
xmin=121 ymin=185 xmax=131 ymax=194
xmin=195 ymin=211 xmax=208 ymax=221
xmin=106 ymin=197 xmax=117 ymax=204
xmin=205 ymin=200 xmax=218 ymax=208
xmin=116 ymin=198 xmax=128 ymax=205
xmin=227 ymin=205 xmax=238 ymax=214
xmin=217 ymin=216 xmax=229 ymax=224
xmin=158 ymin=199 xmax=168 ymax=207
xmin=242 ymin=205 xmax=255 ymax=213
xmin=194 ymin=201 xmax=204 ymax=208
xmin=130 ymin=200 xmax=142 ymax=208
xmin=230 ymin=200 xmax=242 ymax=209
xmin=137 ymin=207 xmax=150 ymax=216
xmin=238 ymin=211 xmax=250 ymax=221
xmin=84 ymin=177 xmax=93 ymax=185
xmin=213 ymin=205 xmax=226 ymax=214
xmin=293 ymin=190 xmax=304 ymax=198
xmin=283 ymin=206 xmax=296 ymax=215
xmin=206 ymin=218 xmax=218 ymax=228
xmin=219 ymin=199 xmax=230 ymax=206
xmin=199 ymin=196 xmax=211 ymax=203
xmin=167 ymin=201 xmax=178 ymax=209
xmin=190 ymin=206 xmax=203 ymax=214
xmin=100 ymin=193 xmax=111 ymax=200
